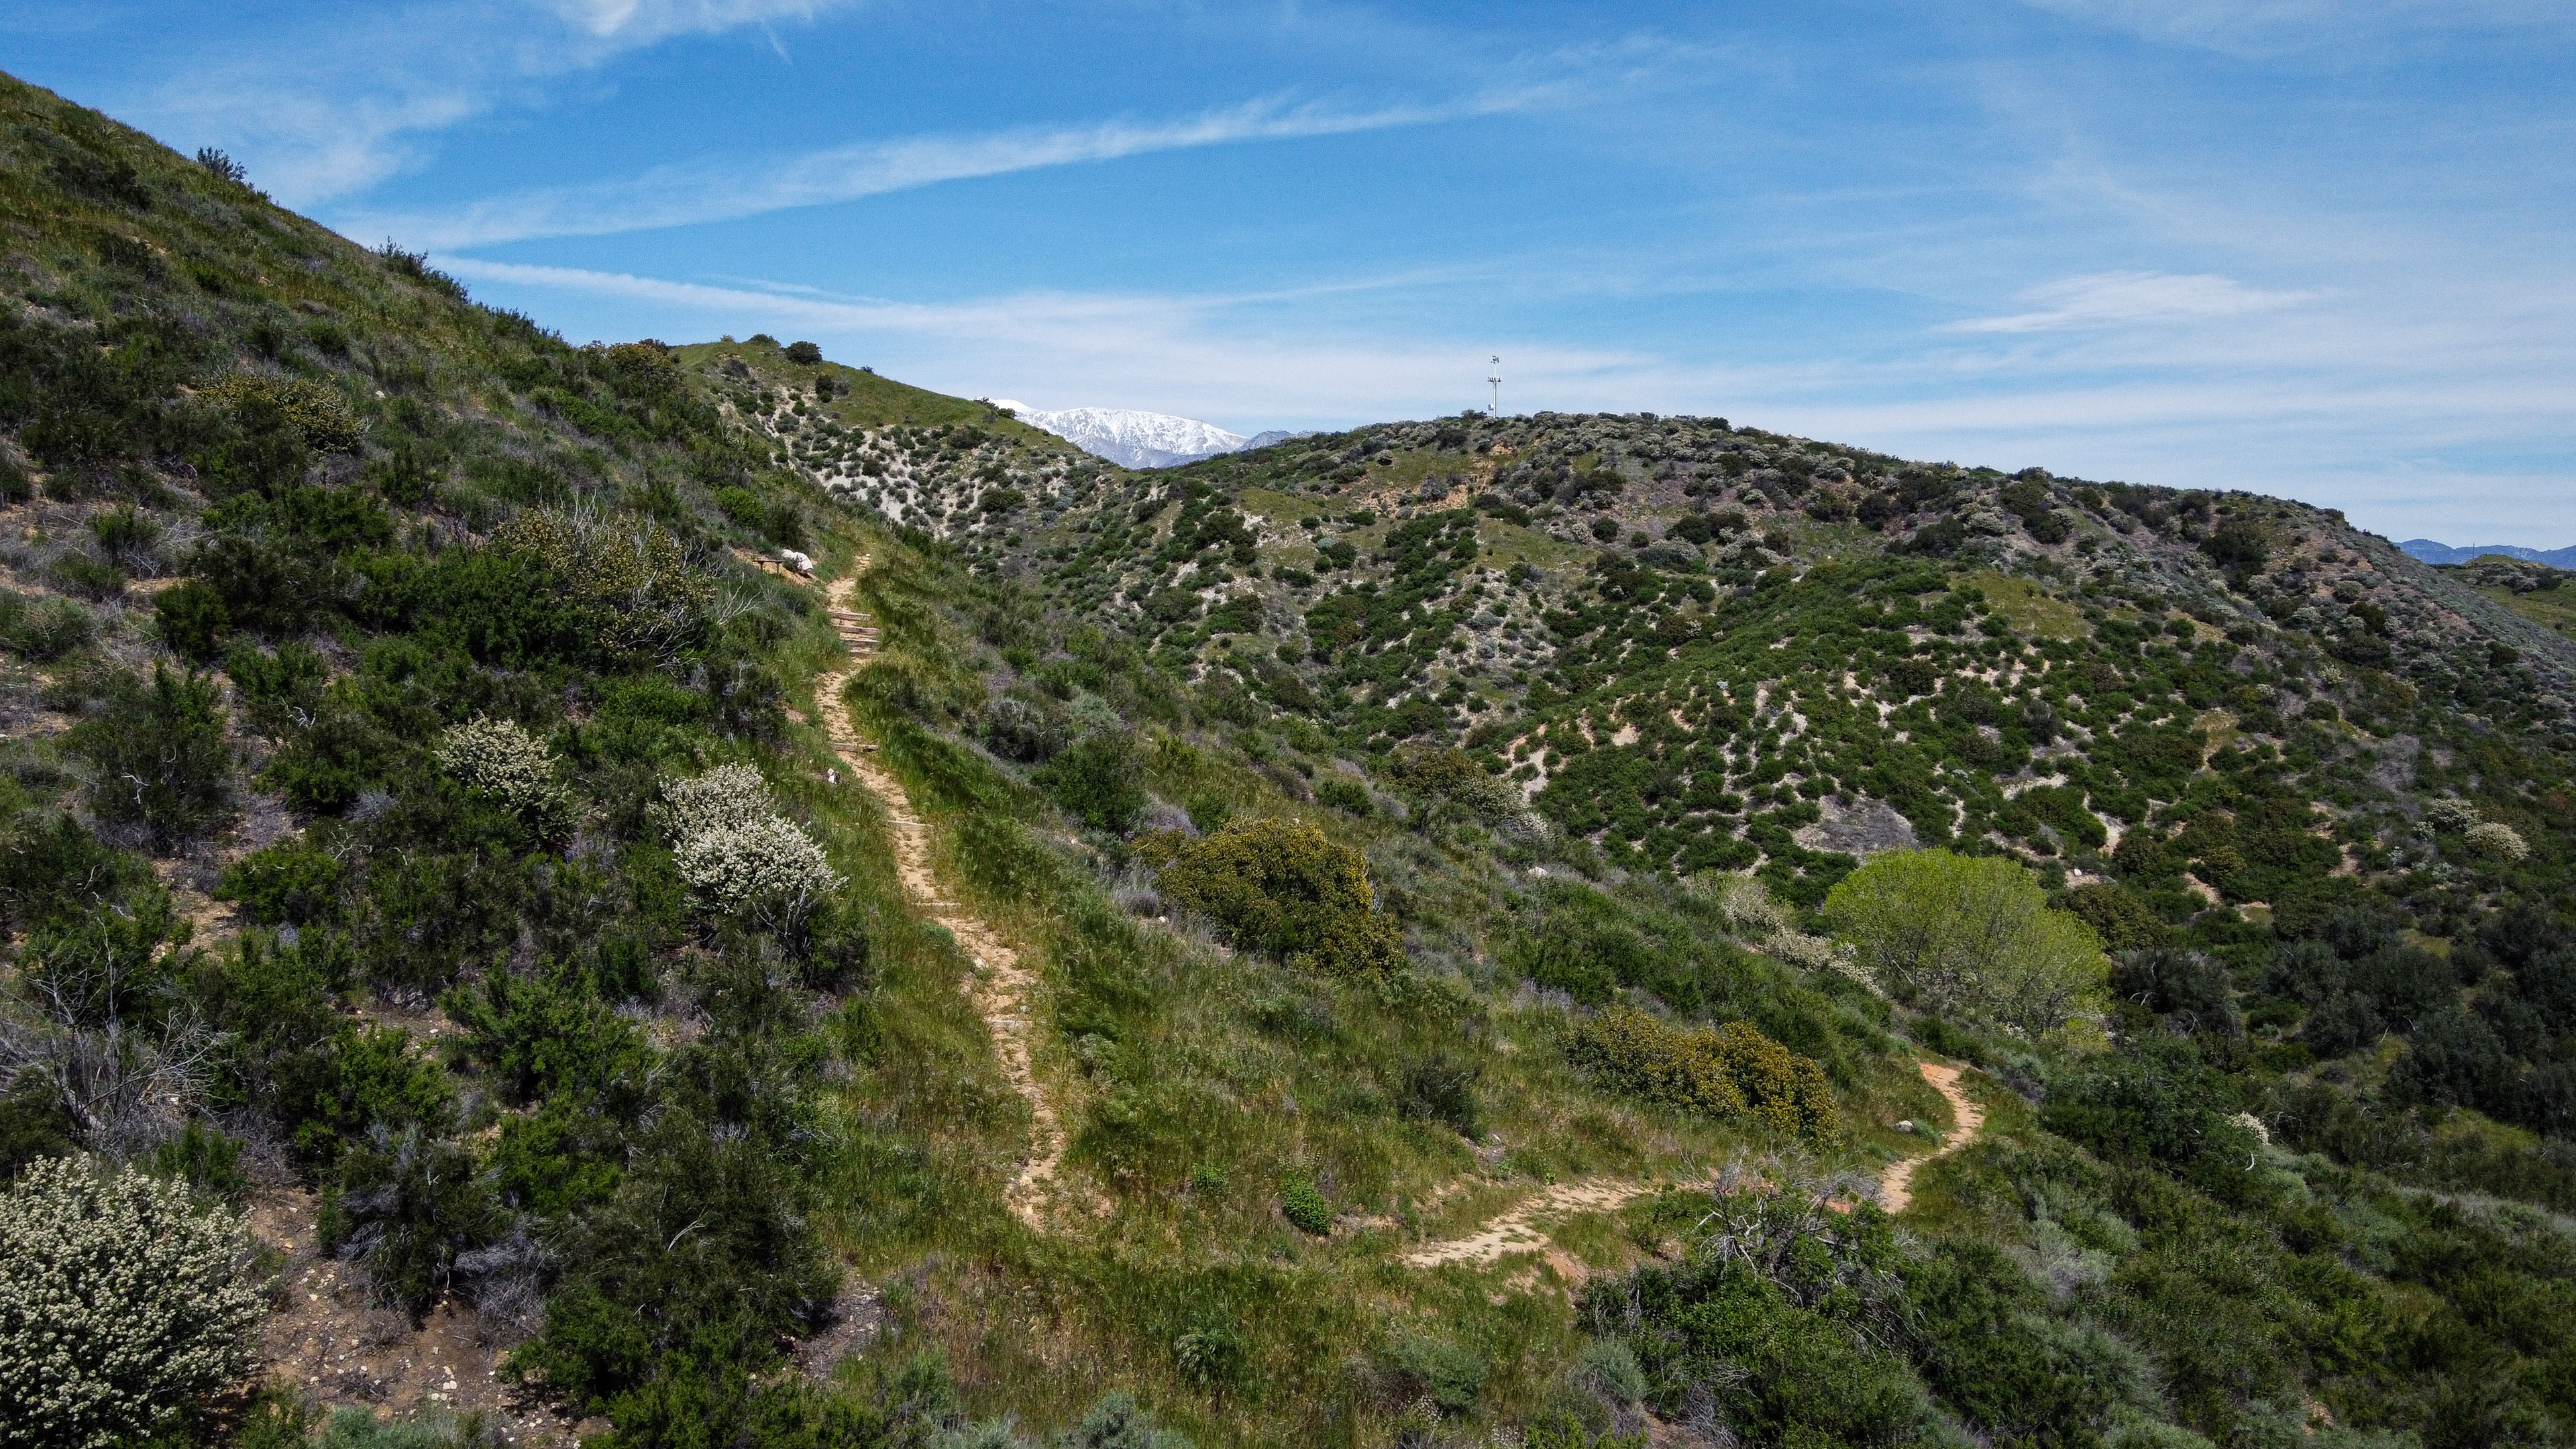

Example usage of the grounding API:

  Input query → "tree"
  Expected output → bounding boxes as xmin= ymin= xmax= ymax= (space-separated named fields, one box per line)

xmin=1821 ymin=850 xmax=2108 ymax=1036
xmin=0 ymin=1157 xmax=264 ymax=1448
xmin=66 ymin=665 xmax=234 ymax=853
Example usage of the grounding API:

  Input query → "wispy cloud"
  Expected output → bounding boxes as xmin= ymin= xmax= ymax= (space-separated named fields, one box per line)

xmin=437 ymin=257 xmax=1656 ymax=423
xmin=1946 ymin=272 xmax=2320 ymax=333
xmin=547 ymin=0 xmax=845 ymax=45
xmin=349 ymin=82 xmax=1582 ymax=249
xmin=2014 ymin=0 xmax=2576 ymax=59
xmin=132 ymin=0 xmax=861 ymax=205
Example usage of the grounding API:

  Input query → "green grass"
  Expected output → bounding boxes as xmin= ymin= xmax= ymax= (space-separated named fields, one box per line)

xmin=2469 ymin=581 xmax=2576 ymax=639
xmin=1962 ymin=568 xmax=2088 ymax=640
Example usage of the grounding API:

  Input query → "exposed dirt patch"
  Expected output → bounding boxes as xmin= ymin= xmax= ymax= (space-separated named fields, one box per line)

xmin=813 ymin=567 xmax=1071 ymax=1231
xmin=1877 ymin=1061 xmax=1985 ymax=1213
xmin=1791 ymin=796 xmax=1919 ymax=857
xmin=248 ymin=1189 xmax=581 ymax=1442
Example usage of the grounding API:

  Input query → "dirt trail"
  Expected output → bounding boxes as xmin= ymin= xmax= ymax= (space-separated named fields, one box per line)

xmin=814 ymin=565 xmax=1067 ymax=1230
xmin=1878 ymin=1061 xmax=1984 ymax=1213
xmin=1401 ymin=1178 xmax=1655 ymax=1269
xmin=1404 ymin=1057 xmax=1987 ymax=1271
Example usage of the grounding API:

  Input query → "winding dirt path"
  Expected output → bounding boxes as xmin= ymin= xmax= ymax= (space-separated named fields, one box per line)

xmin=1402 ymin=1057 xmax=1988 ymax=1270
xmin=1877 ymin=1061 xmax=1984 ymax=1213
xmin=1401 ymin=1178 xmax=1655 ymax=1269
xmin=814 ymin=565 xmax=1067 ymax=1230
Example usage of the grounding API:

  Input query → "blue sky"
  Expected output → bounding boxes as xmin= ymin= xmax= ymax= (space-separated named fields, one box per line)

xmin=8 ymin=2 xmax=2574 ymax=543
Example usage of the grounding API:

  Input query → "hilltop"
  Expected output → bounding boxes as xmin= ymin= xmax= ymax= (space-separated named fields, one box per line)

xmin=5 ymin=66 xmax=2576 ymax=1449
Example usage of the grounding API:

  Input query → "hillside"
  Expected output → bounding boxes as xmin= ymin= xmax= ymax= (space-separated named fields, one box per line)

xmin=4 ymin=68 xmax=2576 ymax=1449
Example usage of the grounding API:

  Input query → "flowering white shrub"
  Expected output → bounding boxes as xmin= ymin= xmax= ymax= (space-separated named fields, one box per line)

xmin=433 ymin=717 xmax=570 ymax=831
xmin=1701 ymin=873 xmax=1790 ymax=938
xmin=674 ymin=814 xmax=842 ymax=922
xmin=0 ymin=1157 xmax=263 ymax=1449
xmin=2465 ymin=820 xmax=2529 ymax=861
xmin=659 ymin=766 xmax=841 ymax=928
xmin=2424 ymin=798 xmax=2483 ymax=834
xmin=655 ymin=762 xmax=775 ymax=839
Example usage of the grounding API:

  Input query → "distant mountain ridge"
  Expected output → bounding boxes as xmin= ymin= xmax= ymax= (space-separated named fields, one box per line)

xmin=992 ymin=402 xmax=1246 ymax=469
xmin=2399 ymin=538 xmax=2576 ymax=568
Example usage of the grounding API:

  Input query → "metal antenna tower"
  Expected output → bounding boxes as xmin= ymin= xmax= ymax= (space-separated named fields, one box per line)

xmin=1488 ymin=356 xmax=1501 ymax=415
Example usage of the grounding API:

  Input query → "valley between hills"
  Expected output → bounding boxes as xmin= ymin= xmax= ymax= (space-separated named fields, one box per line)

xmin=6 ymin=68 xmax=2576 ymax=1449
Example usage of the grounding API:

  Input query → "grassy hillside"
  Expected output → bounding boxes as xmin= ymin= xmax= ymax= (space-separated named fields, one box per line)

xmin=4 ymin=66 xmax=2576 ymax=1449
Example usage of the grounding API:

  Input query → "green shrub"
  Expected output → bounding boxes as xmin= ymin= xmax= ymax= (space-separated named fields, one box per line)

xmin=442 ymin=961 xmax=654 ymax=1108
xmin=148 ymin=1119 xmax=250 ymax=1201
xmin=64 ymin=664 xmax=233 ymax=851
xmin=1 ymin=590 xmax=97 ymax=660
xmin=1380 ymin=1333 xmax=1487 ymax=1413
xmin=1396 ymin=1052 xmax=1482 ymax=1136
xmin=323 ymin=1126 xmax=504 ymax=1318
xmin=217 ymin=836 xmax=347 ymax=926
xmin=1313 ymin=777 xmax=1372 ymax=816
xmin=1562 ymin=1006 xmax=1834 ymax=1138
xmin=1136 ymin=816 xmax=1405 ymax=977
xmin=1037 ymin=733 xmax=1148 ymax=833
xmin=0 ymin=1077 xmax=76 ymax=1180
xmin=2061 ymin=881 xmax=2169 ymax=953
xmin=286 ymin=1025 xmax=459 ymax=1167
xmin=1061 ymin=1391 xmax=1195 ymax=1449
xmin=1279 ymin=1178 xmax=1332 ymax=1234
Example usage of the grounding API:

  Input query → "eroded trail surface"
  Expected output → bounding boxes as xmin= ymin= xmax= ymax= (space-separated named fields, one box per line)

xmin=1878 ymin=1061 xmax=1984 ymax=1213
xmin=815 ymin=568 xmax=1067 ymax=1230
xmin=1402 ymin=1178 xmax=1655 ymax=1269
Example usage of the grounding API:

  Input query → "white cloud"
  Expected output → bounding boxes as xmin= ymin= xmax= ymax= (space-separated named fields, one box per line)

xmin=548 ymin=0 xmax=843 ymax=44
xmin=128 ymin=0 xmax=861 ymax=205
xmin=2014 ymin=0 xmax=2575 ymax=58
xmin=1946 ymin=272 xmax=2319 ymax=333
xmin=437 ymin=257 xmax=1656 ymax=424
xmin=346 ymin=86 xmax=1563 ymax=248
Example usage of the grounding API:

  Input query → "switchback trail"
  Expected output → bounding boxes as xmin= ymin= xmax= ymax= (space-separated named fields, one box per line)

xmin=814 ymin=565 xmax=1067 ymax=1230
xmin=1401 ymin=1178 xmax=1656 ymax=1271
xmin=1878 ymin=1061 xmax=1984 ymax=1213
xmin=1401 ymin=1057 xmax=1988 ymax=1272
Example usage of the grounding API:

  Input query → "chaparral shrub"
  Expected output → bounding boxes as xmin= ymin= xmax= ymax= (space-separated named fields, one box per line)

xmin=433 ymin=716 xmax=572 ymax=836
xmin=1562 ymin=1005 xmax=1834 ymax=1139
xmin=1136 ymin=816 xmax=1405 ymax=977
xmin=0 ymin=1157 xmax=264 ymax=1448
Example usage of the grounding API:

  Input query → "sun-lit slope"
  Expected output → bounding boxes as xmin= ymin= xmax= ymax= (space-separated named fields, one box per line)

xmin=13 ymin=60 xmax=2576 ymax=1449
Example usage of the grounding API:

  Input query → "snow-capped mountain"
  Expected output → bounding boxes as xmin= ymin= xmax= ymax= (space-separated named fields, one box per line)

xmin=993 ymin=402 xmax=1254 ymax=470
